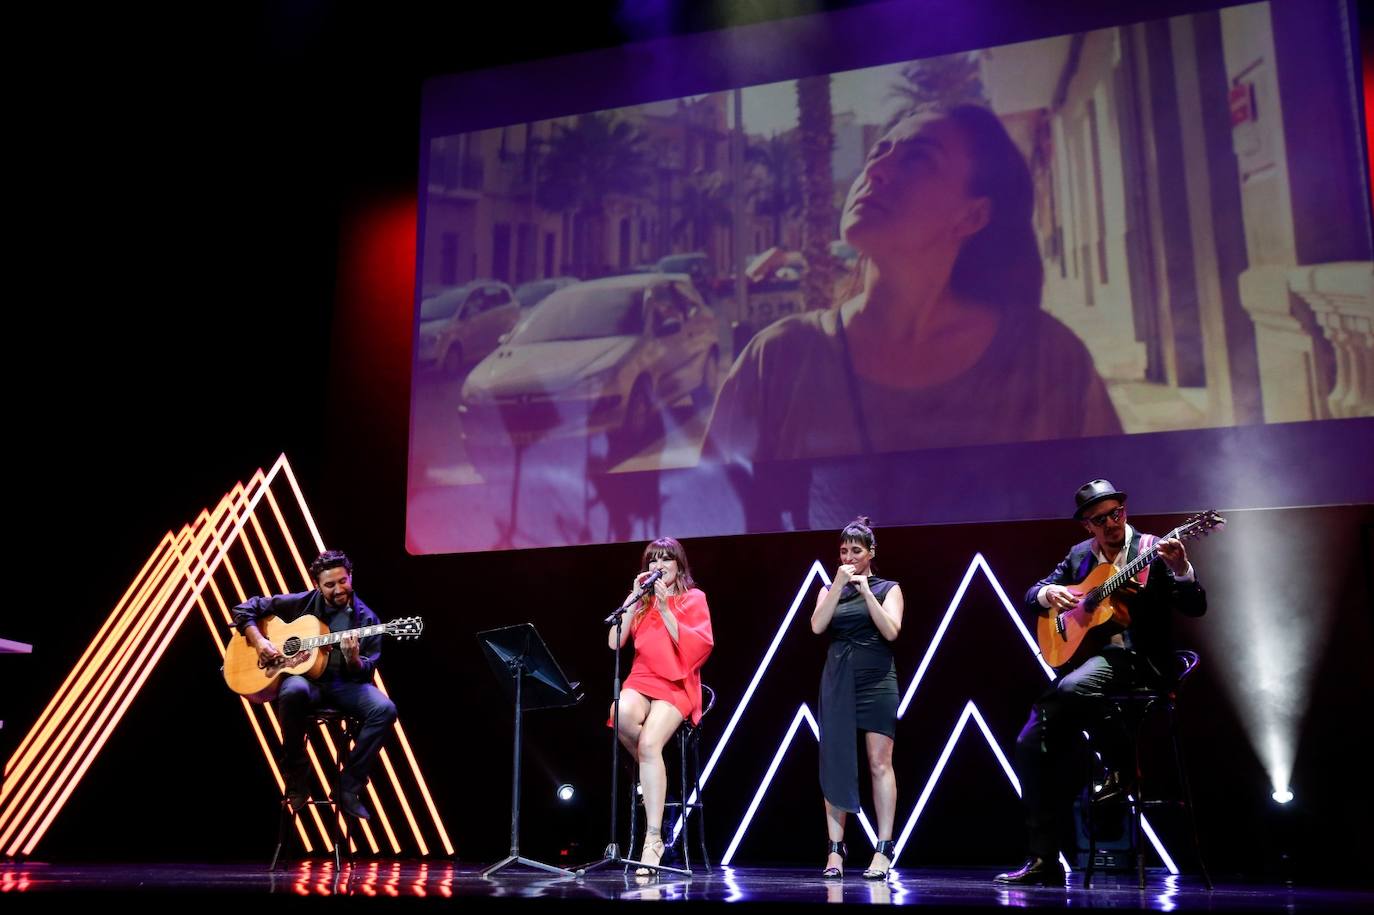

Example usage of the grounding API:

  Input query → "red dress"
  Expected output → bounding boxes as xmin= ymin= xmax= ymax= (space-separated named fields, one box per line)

xmin=615 ymin=588 xmax=713 ymax=724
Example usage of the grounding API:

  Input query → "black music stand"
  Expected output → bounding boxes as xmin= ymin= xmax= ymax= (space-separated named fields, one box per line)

xmin=478 ymin=624 xmax=583 ymax=877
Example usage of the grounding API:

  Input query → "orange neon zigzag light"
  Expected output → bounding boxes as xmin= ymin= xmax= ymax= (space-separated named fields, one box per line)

xmin=0 ymin=455 xmax=453 ymax=858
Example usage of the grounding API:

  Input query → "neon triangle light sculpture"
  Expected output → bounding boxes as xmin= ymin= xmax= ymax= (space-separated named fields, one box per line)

xmin=0 ymin=455 xmax=453 ymax=858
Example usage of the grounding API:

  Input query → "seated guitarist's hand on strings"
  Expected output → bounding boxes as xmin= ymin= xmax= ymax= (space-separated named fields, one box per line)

xmin=1042 ymin=585 xmax=1079 ymax=613
xmin=1156 ymin=537 xmax=1190 ymax=577
xmin=245 ymin=623 xmax=283 ymax=666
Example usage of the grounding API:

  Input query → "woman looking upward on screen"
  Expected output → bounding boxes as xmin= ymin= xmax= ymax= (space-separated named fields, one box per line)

xmin=703 ymin=105 xmax=1121 ymax=467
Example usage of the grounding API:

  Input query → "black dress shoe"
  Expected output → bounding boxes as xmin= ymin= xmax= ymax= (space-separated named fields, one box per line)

xmin=336 ymin=791 xmax=372 ymax=821
xmin=993 ymin=856 xmax=1066 ymax=886
xmin=1092 ymin=771 xmax=1135 ymax=805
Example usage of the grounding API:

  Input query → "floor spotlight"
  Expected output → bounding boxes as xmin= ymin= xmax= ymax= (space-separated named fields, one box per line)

xmin=1271 ymin=788 xmax=1294 ymax=804
xmin=557 ymin=783 xmax=576 ymax=802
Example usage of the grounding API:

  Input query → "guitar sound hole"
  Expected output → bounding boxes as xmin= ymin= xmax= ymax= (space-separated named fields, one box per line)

xmin=281 ymin=637 xmax=301 ymax=657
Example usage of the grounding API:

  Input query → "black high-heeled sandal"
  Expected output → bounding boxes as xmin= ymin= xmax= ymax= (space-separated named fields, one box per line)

xmin=822 ymin=840 xmax=847 ymax=878
xmin=862 ymin=839 xmax=896 ymax=880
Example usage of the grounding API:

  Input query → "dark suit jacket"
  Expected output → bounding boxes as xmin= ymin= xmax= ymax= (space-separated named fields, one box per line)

xmin=1024 ymin=529 xmax=1206 ymax=682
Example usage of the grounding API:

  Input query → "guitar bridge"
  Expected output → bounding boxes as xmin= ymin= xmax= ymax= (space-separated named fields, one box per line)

xmin=1054 ymin=613 xmax=1066 ymax=639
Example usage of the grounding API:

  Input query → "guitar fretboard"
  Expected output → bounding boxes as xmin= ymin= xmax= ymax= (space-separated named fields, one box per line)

xmin=298 ymin=624 xmax=391 ymax=649
xmin=1090 ymin=518 xmax=1205 ymax=603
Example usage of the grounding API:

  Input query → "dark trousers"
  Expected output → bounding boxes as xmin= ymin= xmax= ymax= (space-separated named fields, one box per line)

xmin=276 ymin=675 xmax=398 ymax=795
xmin=1013 ymin=648 xmax=1141 ymax=861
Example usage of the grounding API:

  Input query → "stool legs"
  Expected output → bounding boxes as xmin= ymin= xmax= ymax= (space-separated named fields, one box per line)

xmin=270 ymin=717 xmax=359 ymax=871
xmin=628 ymin=779 xmax=640 ymax=871
xmin=679 ymin=728 xmax=691 ymax=872
xmin=1085 ymin=698 xmax=1211 ymax=889
xmin=1167 ymin=702 xmax=1212 ymax=890
xmin=1133 ymin=713 xmax=1148 ymax=889
xmin=692 ymin=728 xmax=710 ymax=869
xmin=272 ymin=799 xmax=290 ymax=872
xmin=626 ymin=727 xmax=710 ymax=873
xmin=1084 ymin=779 xmax=1098 ymax=888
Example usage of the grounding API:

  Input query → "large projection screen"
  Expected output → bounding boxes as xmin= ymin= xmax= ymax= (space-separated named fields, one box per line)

xmin=407 ymin=0 xmax=1373 ymax=554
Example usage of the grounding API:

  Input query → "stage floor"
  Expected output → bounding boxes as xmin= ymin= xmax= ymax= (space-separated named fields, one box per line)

xmin=2 ymin=862 xmax=1368 ymax=912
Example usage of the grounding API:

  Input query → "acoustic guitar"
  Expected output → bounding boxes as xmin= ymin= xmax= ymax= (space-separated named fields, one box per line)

xmin=1036 ymin=511 xmax=1224 ymax=669
xmin=223 ymin=614 xmax=423 ymax=702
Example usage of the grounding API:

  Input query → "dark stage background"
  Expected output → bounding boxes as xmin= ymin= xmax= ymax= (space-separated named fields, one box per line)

xmin=7 ymin=0 xmax=1372 ymax=884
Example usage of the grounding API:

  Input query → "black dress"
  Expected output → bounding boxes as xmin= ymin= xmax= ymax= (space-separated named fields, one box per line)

xmin=818 ymin=576 xmax=899 ymax=813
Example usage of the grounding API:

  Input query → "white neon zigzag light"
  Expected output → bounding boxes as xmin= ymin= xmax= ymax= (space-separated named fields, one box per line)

xmin=683 ymin=553 xmax=1177 ymax=874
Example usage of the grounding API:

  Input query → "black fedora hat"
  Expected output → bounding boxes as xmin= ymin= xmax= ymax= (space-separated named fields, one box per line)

xmin=1073 ymin=479 xmax=1127 ymax=520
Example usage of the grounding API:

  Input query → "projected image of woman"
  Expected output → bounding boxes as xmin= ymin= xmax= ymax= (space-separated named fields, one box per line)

xmin=608 ymin=537 xmax=713 ymax=874
xmin=812 ymin=516 xmax=904 ymax=880
xmin=703 ymin=105 xmax=1121 ymax=467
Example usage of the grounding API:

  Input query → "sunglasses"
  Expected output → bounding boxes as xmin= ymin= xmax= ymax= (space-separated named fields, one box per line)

xmin=1084 ymin=506 xmax=1125 ymax=527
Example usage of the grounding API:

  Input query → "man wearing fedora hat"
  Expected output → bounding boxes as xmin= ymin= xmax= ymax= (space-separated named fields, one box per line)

xmin=995 ymin=479 xmax=1206 ymax=886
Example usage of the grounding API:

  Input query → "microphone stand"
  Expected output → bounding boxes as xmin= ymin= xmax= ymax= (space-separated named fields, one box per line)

xmin=574 ymin=577 xmax=690 ymax=878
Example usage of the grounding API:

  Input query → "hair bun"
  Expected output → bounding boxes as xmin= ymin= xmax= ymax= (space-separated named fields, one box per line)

xmin=840 ymin=515 xmax=877 ymax=552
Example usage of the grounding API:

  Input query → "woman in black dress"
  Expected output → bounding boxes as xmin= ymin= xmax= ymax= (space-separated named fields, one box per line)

xmin=812 ymin=516 xmax=905 ymax=879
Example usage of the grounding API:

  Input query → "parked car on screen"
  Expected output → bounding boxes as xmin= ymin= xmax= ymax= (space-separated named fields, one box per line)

xmin=514 ymin=276 xmax=580 ymax=309
xmin=656 ymin=252 xmax=717 ymax=300
xmin=416 ymin=280 xmax=520 ymax=375
xmin=459 ymin=273 xmax=721 ymax=457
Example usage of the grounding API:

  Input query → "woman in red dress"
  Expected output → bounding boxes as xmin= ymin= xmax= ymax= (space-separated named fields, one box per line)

xmin=608 ymin=537 xmax=714 ymax=874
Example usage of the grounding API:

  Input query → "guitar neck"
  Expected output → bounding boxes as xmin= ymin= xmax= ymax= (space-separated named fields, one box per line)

xmin=1095 ymin=526 xmax=1182 ymax=598
xmin=301 ymin=624 xmax=390 ymax=649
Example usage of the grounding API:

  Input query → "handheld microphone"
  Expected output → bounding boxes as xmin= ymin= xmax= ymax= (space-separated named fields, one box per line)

xmin=605 ymin=568 xmax=667 ymax=625
xmin=637 ymin=568 xmax=665 ymax=594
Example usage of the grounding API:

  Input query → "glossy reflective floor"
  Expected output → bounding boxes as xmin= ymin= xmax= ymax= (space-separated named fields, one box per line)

xmin=3 ymin=862 xmax=1368 ymax=912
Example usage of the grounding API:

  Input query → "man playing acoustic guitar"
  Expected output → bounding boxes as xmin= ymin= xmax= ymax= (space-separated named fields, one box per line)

xmin=995 ymin=480 xmax=1207 ymax=886
xmin=232 ymin=550 xmax=396 ymax=821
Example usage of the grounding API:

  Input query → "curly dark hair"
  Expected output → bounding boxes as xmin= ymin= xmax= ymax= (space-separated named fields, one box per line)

xmin=309 ymin=550 xmax=354 ymax=582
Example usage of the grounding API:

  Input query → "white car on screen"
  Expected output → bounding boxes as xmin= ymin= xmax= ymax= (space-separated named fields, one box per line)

xmin=458 ymin=273 xmax=720 ymax=455
xmin=514 ymin=276 xmax=581 ymax=309
xmin=416 ymin=280 xmax=520 ymax=375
